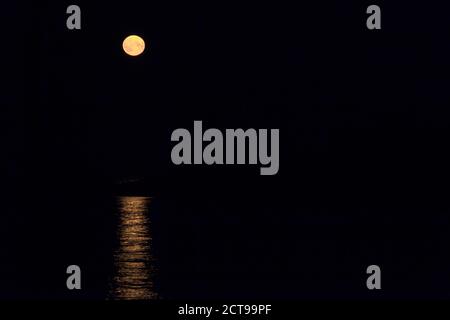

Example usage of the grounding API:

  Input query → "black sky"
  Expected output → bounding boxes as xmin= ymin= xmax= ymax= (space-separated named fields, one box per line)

xmin=3 ymin=1 xmax=450 ymax=299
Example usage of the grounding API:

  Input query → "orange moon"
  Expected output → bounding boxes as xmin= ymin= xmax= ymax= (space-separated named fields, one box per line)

xmin=122 ymin=35 xmax=146 ymax=56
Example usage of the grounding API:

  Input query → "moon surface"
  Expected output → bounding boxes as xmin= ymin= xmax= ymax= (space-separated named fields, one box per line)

xmin=123 ymin=35 xmax=146 ymax=56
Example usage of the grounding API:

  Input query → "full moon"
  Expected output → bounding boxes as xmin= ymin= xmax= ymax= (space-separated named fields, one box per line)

xmin=122 ymin=35 xmax=146 ymax=57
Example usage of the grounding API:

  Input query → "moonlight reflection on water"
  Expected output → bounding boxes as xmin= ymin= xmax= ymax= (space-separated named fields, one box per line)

xmin=110 ymin=196 xmax=158 ymax=300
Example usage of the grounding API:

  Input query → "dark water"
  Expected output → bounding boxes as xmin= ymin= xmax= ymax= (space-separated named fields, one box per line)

xmin=4 ymin=181 xmax=450 ymax=300
xmin=109 ymin=196 xmax=158 ymax=300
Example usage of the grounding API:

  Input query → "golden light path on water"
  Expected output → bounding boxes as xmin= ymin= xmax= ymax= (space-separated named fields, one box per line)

xmin=110 ymin=196 xmax=158 ymax=300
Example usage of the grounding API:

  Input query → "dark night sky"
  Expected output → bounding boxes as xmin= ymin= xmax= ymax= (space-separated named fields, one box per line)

xmin=3 ymin=1 xmax=450 ymax=299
